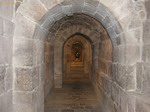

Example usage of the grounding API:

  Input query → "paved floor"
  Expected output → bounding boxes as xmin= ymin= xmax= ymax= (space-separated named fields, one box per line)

xmin=45 ymin=82 xmax=101 ymax=112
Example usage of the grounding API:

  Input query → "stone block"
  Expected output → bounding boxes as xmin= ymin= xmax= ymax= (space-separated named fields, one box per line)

xmin=119 ymin=11 xmax=142 ymax=31
xmin=112 ymin=47 xmax=118 ymax=62
xmin=44 ymin=41 xmax=51 ymax=53
xmin=101 ymin=76 xmax=111 ymax=95
xmin=143 ymin=19 xmax=150 ymax=43
xmin=96 ymin=3 xmax=109 ymax=18
xmin=107 ymin=26 xmax=118 ymax=39
xmin=40 ymin=0 xmax=58 ymax=10
xmin=126 ymin=45 xmax=141 ymax=64
xmin=101 ymin=16 xmax=114 ymax=29
xmin=45 ymin=4 xmax=64 ymax=21
xmin=135 ymin=97 xmax=150 ymax=112
xmin=3 ymin=19 xmax=14 ymax=38
xmin=0 ymin=80 xmax=4 ymax=95
xmin=112 ymin=0 xmax=134 ymax=20
xmin=84 ymin=0 xmax=99 ymax=7
xmin=111 ymin=82 xmax=120 ymax=106
xmin=142 ymin=43 xmax=150 ymax=63
xmin=111 ymin=63 xmax=117 ymax=81
xmin=54 ymin=56 xmax=62 ymax=72
xmin=17 ymin=0 xmax=47 ymax=22
xmin=5 ymin=67 xmax=13 ymax=91
xmin=93 ymin=43 xmax=99 ymax=59
xmin=127 ymin=94 xmax=136 ymax=112
xmin=35 ymin=40 xmax=44 ymax=64
xmin=33 ymin=85 xmax=44 ymax=112
xmin=13 ymin=38 xmax=36 ymax=66
xmin=14 ymin=13 xmax=36 ymax=39
xmin=71 ymin=0 xmax=84 ymax=13
xmin=120 ymin=90 xmax=128 ymax=112
xmin=145 ymin=0 xmax=150 ymax=19
xmin=94 ymin=12 xmax=104 ymax=22
xmin=33 ymin=25 xmax=49 ymax=41
xmin=142 ymin=65 xmax=150 ymax=93
xmin=0 ymin=66 xmax=6 ymax=82
xmin=112 ymin=33 xmax=126 ymax=46
xmin=41 ymin=16 xmax=55 ymax=30
xmin=113 ymin=45 xmax=126 ymax=63
xmin=125 ymin=65 xmax=136 ymax=90
xmin=0 ymin=17 xmax=3 ymax=36
xmin=13 ymin=103 xmax=35 ymax=112
xmin=136 ymin=62 xmax=143 ymax=92
xmin=83 ymin=3 xmax=96 ymax=15
xmin=0 ymin=0 xmax=14 ymax=20
xmin=45 ymin=53 xmax=51 ymax=64
xmin=48 ymin=4 xmax=62 ymax=16
xmin=134 ymin=1 xmax=145 ymax=12
xmin=39 ymin=64 xmax=46 ymax=84
xmin=52 ymin=12 xmax=65 ymax=21
xmin=0 ymin=36 xmax=12 ymax=65
xmin=14 ymin=67 xmax=39 ymax=91
xmin=125 ymin=27 xmax=142 ymax=44
xmin=54 ymin=74 xmax=62 ymax=88
xmin=126 ymin=65 xmax=136 ymax=90
xmin=98 ymin=59 xmax=108 ymax=75
xmin=13 ymin=91 xmax=33 ymax=104
xmin=62 ymin=5 xmax=72 ymax=16
xmin=0 ymin=90 xmax=13 ymax=112
xmin=112 ymin=21 xmax=123 ymax=36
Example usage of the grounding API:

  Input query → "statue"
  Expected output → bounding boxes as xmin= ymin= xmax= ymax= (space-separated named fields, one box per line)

xmin=72 ymin=43 xmax=82 ymax=61
xmin=75 ymin=50 xmax=80 ymax=59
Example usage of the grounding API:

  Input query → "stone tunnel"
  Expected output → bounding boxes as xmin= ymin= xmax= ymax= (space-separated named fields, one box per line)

xmin=0 ymin=0 xmax=150 ymax=112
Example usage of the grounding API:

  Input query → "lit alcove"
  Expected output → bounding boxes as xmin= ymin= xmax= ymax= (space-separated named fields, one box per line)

xmin=63 ymin=34 xmax=92 ymax=84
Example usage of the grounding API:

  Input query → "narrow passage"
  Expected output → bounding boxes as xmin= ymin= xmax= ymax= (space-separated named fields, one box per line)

xmin=45 ymin=78 xmax=101 ymax=112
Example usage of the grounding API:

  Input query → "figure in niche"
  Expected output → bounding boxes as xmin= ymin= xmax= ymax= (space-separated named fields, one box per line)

xmin=72 ymin=43 xmax=82 ymax=62
xmin=75 ymin=49 xmax=80 ymax=59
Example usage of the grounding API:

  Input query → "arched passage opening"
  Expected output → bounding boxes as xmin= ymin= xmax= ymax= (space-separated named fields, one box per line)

xmin=12 ymin=0 xmax=144 ymax=112
xmin=63 ymin=34 xmax=92 ymax=84
xmin=44 ymin=13 xmax=113 ymax=111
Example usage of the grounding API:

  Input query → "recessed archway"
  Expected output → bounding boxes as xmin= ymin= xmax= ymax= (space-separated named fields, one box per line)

xmin=12 ymin=0 xmax=143 ymax=112
xmin=63 ymin=34 xmax=92 ymax=84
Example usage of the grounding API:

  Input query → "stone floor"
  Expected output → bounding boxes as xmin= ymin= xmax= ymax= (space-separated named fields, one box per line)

xmin=45 ymin=81 xmax=101 ymax=112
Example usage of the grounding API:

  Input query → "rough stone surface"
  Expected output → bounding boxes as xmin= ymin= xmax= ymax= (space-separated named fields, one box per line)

xmin=142 ymin=43 xmax=150 ymax=63
xmin=14 ymin=13 xmax=36 ymax=39
xmin=0 ymin=36 xmax=12 ymax=65
xmin=145 ymin=0 xmax=150 ymax=19
xmin=14 ymin=67 xmax=39 ymax=91
xmin=0 ymin=0 xmax=149 ymax=112
xmin=3 ymin=19 xmax=14 ymax=38
xmin=17 ymin=0 xmax=47 ymax=22
xmin=13 ymin=38 xmax=36 ymax=66
xmin=143 ymin=19 xmax=150 ymax=43
xmin=0 ymin=17 xmax=3 ymax=36
xmin=0 ymin=0 xmax=15 ymax=20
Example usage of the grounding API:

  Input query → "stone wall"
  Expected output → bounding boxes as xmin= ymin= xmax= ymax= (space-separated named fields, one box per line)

xmin=0 ymin=0 xmax=15 ymax=112
xmin=0 ymin=0 xmax=150 ymax=112
xmin=13 ymin=14 xmax=54 ymax=111
xmin=51 ymin=14 xmax=106 ymax=88
xmin=44 ymin=38 xmax=54 ymax=98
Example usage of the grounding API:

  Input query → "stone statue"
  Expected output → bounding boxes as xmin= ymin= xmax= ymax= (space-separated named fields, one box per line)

xmin=75 ymin=50 xmax=80 ymax=59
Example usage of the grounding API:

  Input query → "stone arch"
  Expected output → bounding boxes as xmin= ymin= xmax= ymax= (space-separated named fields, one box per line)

xmin=62 ymin=34 xmax=92 ymax=84
xmin=49 ymin=14 xmax=111 ymax=88
xmin=13 ymin=0 xmax=144 ymax=112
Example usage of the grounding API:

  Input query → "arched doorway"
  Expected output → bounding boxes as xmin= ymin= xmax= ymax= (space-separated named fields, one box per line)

xmin=63 ymin=34 xmax=92 ymax=84
xmin=12 ymin=0 xmax=144 ymax=112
